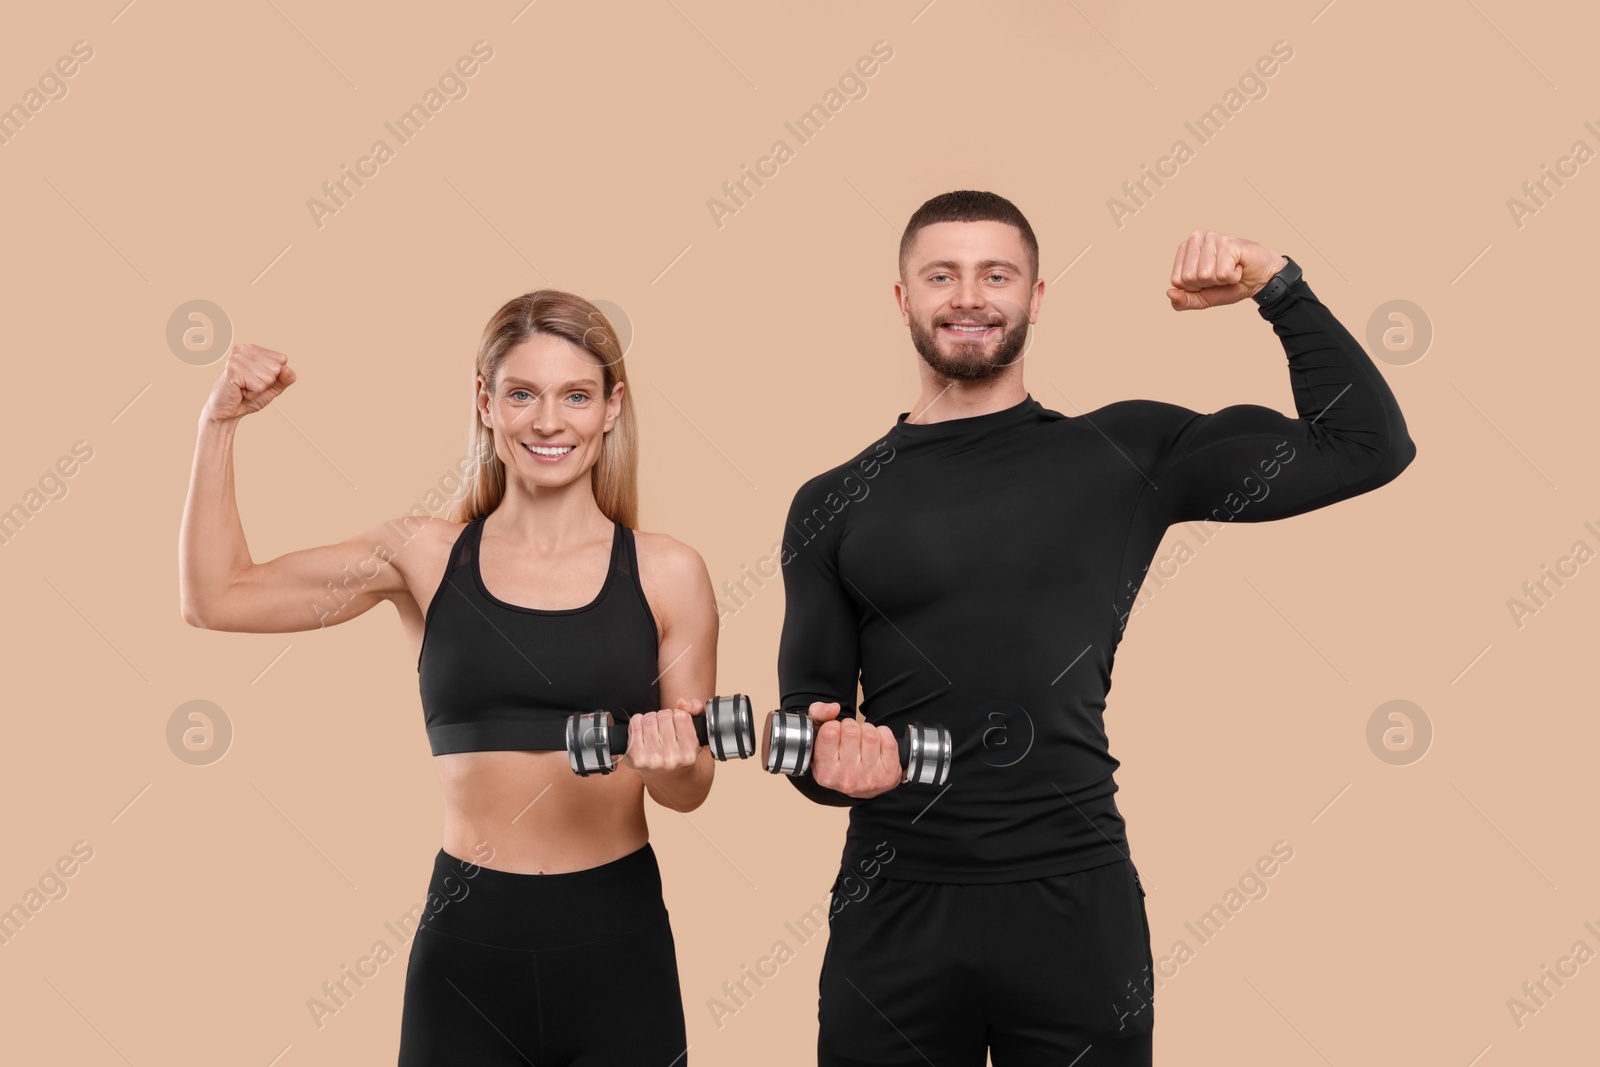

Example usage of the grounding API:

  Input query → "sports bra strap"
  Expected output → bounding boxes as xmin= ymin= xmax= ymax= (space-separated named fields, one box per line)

xmin=452 ymin=516 xmax=482 ymax=571
xmin=617 ymin=523 xmax=636 ymax=578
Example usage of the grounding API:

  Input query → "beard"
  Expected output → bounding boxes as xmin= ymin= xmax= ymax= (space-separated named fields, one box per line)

xmin=908 ymin=307 xmax=1030 ymax=382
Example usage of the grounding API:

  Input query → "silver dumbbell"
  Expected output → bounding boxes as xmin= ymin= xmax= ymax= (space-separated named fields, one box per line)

xmin=761 ymin=707 xmax=952 ymax=786
xmin=566 ymin=693 xmax=756 ymax=777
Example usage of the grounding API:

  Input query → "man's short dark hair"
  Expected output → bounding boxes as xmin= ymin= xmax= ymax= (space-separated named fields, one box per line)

xmin=899 ymin=190 xmax=1039 ymax=282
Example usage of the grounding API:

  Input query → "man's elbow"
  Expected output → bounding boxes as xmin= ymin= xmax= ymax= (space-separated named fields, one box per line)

xmin=1356 ymin=429 xmax=1418 ymax=492
xmin=1380 ymin=428 xmax=1418 ymax=481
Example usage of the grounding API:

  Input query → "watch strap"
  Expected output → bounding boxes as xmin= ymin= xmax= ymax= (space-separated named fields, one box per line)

xmin=1251 ymin=254 xmax=1302 ymax=308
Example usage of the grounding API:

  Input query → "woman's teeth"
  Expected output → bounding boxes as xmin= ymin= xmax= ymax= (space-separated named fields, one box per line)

xmin=524 ymin=444 xmax=574 ymax=457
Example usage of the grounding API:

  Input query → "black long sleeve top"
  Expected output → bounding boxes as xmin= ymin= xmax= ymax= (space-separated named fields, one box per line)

xmin=776 ymin=268 xmax=1417 ymax=883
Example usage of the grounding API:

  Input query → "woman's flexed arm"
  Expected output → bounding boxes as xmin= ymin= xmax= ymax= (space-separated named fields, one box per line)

xmin=179 ymin=343 xmax=409 ymax=633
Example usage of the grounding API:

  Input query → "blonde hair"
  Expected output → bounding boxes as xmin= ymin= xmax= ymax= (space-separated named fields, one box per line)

xmin=451 ymin=290 xmax=638 ymax=527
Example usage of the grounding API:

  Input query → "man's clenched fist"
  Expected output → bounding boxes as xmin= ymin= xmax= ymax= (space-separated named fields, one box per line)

xmin=808 ymin=701 xmax=903 ymax=799
xmin=1167 ymin=230 xmax=1288 ymax=311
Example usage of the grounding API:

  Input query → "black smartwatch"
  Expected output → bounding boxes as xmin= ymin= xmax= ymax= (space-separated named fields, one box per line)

xmin=1251 ymin=254 xmax=1302 ymax=308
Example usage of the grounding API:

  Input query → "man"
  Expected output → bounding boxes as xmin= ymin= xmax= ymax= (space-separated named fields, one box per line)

xmin=776 ymin=190 xmax=1416 ymax=1066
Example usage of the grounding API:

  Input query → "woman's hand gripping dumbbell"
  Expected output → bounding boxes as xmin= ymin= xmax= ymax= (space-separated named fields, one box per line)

xmin=566 ymin=693 xmax=756 ymax=776
xmin=761 ymin=701 xmax=952 ymax=794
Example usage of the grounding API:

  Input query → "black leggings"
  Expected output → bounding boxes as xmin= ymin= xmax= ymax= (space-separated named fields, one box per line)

xmin=397 ymin=842 xmax=688 ymax=1066
xmin=818 ymin=858 xmax=1155 ymax=1066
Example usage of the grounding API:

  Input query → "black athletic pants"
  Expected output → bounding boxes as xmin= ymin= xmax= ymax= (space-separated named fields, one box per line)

xmin=398 ymin=842 xmax=688 ymax=1066
xmin=818 ymin=857 xmax=1155 ymax=1066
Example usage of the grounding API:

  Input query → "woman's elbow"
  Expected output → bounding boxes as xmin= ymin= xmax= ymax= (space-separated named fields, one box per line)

xmin=179 ymin=591 xmax=211 ymax=629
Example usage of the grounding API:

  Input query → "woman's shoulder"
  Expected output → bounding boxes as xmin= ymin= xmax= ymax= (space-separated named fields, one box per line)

xmin=384 ymin=513 xmax=471 ymax=577
xmin=631 ymin=527 xmax=708 ymax=578
xmin=630 ymin=528 xmax=712 ymax=605
xmin=630 ymin=528 xmax=715 ymax=640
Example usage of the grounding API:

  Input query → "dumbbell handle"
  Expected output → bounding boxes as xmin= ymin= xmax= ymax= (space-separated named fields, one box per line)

xmin=580 ymin=714 xmax=710 ymax=757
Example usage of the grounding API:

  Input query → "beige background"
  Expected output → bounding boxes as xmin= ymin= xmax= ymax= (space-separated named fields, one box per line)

xmin=2 ymin=0 xmax=1595 ymax=1063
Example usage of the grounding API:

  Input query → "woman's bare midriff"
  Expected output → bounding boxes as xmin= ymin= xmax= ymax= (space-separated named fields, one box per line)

xmin=433 ymin=750 xmax=651 ymax=874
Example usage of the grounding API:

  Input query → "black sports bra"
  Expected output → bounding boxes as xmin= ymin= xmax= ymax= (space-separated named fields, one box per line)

xmin=417 ymin=515 xmax=662 ymax=756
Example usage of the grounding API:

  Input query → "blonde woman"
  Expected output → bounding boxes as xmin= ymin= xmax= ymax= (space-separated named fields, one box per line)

xmin=179 ymin=291 xmax=717 ymax=1064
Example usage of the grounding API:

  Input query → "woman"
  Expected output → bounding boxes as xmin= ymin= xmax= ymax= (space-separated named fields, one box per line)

xmin=178 ymin=291 xmax=718 ymax=1065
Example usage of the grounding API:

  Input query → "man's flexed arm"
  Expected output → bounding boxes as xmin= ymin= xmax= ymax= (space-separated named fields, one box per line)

xmin=1140 ymin=231 xmax=1418 ymax=525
